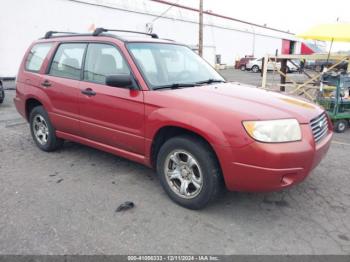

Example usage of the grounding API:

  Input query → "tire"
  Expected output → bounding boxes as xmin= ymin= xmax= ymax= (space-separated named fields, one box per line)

xmin=0 ymin=83 xmax=4 ymax=104
xmin=240 ymin=65 xmax=246 ymax=71
xmin=251 ymin=65 xmax=260 ymax=73
xmin=334 ymin=119 xmax=348 ymax=133
xmin=0 ymin=90 xmax=4 ymax=104
xmin=29 ymin=106 xmax=63 ymax=151
xmin=156 ymin=135 xmax=223 ymax=210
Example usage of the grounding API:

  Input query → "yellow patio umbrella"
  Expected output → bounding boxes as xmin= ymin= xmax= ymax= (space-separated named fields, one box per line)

xmin=297 ymin=23 xmax=350 ymax=64
xmin=297 ymin=23 xmax=350 ymax=42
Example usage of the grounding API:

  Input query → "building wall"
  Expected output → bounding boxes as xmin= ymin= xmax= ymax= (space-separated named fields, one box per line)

xmin=0 ymin=0 xmax=298 ymax=77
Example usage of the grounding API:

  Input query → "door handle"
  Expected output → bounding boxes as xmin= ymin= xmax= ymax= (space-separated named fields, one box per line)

xmin=81 ymin=88 xmax=96 ymax=96
xmin=41 ymin=80 xmax=52 ymax=87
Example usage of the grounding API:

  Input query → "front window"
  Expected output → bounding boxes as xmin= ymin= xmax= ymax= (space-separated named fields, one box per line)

xmin=127 ymin=43 xmax=224 ymax=89
xmin=84 ymin=43 xmax=130 ymax=84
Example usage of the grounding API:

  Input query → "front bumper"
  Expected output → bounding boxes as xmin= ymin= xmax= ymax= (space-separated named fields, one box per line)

xmin=220 ymin=124 xmax=333 ymax=192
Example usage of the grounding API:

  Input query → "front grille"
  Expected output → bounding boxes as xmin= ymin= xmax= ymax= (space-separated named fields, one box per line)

xmin=310 ymin=113 xmax=329 ymax=143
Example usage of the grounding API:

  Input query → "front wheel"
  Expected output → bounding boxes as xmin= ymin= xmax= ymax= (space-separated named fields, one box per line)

xmin=156 ymin=135 xmax=223 ymax=210
xmin=29 ymin=106 xmax=63 ymax=151
xmin=251 ymin=65 xmax=260 ymax=73
xmin=334 ymin=119 xmax=348 ymax=133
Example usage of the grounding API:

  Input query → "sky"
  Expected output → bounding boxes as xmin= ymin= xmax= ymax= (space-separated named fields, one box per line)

xmin=173 ymin=0 xmax=350 ymax=51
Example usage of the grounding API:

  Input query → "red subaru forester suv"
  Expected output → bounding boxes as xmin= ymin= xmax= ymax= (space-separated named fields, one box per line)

xmin=14 ymin=28 xmax=332 ymax=209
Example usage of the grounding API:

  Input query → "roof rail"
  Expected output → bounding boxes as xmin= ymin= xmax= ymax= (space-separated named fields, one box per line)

xmin=44 ymin=31 xmax=79 ymax=39
xmin=93 ymin=27 xmax=159 ymax=39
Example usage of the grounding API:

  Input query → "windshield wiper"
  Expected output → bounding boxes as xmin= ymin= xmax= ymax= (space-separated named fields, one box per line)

xmin=153 ymin=83 xmax=199 ymax=90
xmin=152 ymin=79 xmax=225 ymax=90
xmin=196 ymin=79 xmax=226 ymax=85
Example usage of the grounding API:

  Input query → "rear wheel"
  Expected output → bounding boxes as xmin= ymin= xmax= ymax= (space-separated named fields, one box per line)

xmin=334 ymin=119 xmax=348 ymax=133
xmin=251 ymin=65 xmax=260 ymax=73
xmin=29 ymin=106 xmax=63 ymax=151
xmin=156 ymin=135 xmax=223 ymax=210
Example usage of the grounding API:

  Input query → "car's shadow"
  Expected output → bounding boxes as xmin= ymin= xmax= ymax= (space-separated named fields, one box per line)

xmin=57 ymin=140 xmax=306 ymax=216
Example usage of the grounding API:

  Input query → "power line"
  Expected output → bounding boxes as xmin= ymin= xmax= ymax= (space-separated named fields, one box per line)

xmin=151 ymin=0 xmax=179 ymax=22
xmin=150 ymin=0 xmax=294 ymax=35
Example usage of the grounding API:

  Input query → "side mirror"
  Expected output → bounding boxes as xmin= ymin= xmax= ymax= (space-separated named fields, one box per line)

xmin=105 ymin=74 xmax=135 ymax=89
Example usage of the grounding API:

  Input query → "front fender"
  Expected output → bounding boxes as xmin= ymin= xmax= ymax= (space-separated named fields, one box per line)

xmin=145 ymin=107 xmax=230 ymax=147
xmin=144 ymin=107 xmax=240 ymax=189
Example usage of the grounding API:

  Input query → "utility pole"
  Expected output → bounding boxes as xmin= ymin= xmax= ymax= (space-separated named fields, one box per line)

xmin=251 ymin=25 xmax=256 ymax=57
xmin=198 ymin=0 xmax=203 ymax=57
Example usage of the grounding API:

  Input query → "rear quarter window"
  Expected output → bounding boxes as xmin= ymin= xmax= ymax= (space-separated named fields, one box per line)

xmin=25 ymin=43 xmax=53 ymax=72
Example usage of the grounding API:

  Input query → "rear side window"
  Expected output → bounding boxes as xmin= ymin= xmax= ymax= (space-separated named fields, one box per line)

xmin=83 ymin=43 xmax=130 ymax=84
xmin=49 ymin=43 xmax=87 ymax=80
xmin=25 ymin=43 xmax=53 ymax=72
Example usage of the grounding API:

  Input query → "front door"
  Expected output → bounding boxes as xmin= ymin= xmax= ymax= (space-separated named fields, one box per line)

xmin=78 ymin=43 xmax=145 ymax=155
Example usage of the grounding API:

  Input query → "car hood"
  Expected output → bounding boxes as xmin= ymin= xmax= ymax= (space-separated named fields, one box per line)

xmin=157 ymin=82 xmax=324 ymax=124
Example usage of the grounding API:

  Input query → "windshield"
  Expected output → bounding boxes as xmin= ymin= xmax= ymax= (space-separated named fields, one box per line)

xmin=127 ymin=43 xmax=224 ymax=89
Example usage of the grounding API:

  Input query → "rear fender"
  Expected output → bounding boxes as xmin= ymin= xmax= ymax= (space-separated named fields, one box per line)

xmin=22 ymin=85 xmax=52 ymax=119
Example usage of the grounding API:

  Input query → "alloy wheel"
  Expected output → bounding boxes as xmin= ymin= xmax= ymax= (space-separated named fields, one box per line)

xmin=164 ymin=150 xmax=203 ymax=199
xmin=32 ymin=114 xmax=49 ymax=145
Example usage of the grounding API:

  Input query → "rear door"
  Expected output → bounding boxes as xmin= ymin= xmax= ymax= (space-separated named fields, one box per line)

xmin=44 ymin=43 xmax=87 ymax=135
xmin=78 ymin=43 xmax=145 ymax=155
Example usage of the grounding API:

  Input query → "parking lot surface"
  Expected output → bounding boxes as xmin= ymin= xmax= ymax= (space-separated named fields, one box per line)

xmin=1 ymin=73 xmax=350 ymax=255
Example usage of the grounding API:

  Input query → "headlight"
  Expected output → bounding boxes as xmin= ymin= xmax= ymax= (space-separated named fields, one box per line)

xmin=243 ymin=119 xmax=301 ymax=143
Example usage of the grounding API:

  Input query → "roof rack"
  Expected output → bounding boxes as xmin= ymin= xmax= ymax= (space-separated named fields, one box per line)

xmin=44 ymin=31 xmax=80 ymax=39
xmin=93 ymin=27 xmax=159 ymax=39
